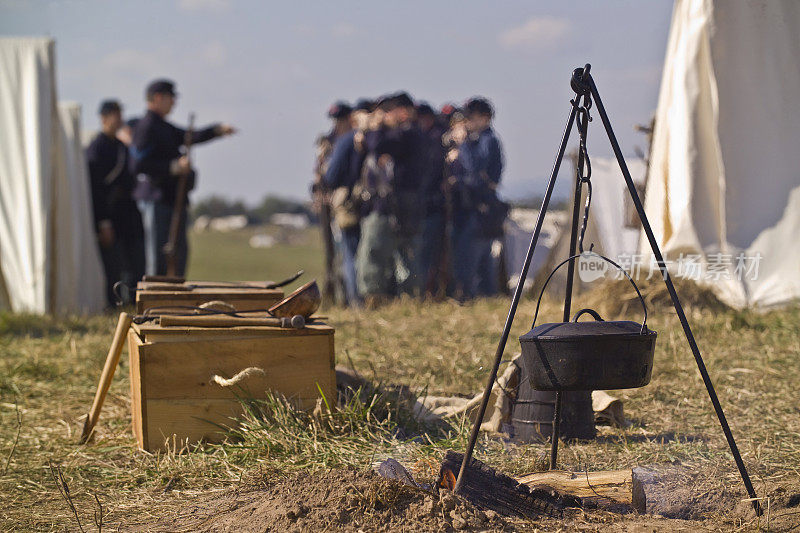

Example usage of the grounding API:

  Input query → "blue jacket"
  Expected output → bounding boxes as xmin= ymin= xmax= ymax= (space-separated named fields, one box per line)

xmin=324 ymin=130 xmax=364 ymax=190
xmin=458 ymin=127 xmax=503 ymax=192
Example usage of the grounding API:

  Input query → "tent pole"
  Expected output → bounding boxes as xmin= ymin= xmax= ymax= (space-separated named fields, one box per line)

xmin=586 ymin=73 xmax=762 ymax=516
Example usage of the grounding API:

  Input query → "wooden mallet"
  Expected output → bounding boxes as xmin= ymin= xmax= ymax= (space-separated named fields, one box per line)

xmin=159 ymin=314 xmax=305 ymax=328
xmin=80 ymin=312 xmax=133 ymax=444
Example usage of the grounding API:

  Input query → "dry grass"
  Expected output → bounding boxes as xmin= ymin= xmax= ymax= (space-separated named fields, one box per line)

xmin=1 ymin=281 xmax=800 ymax=530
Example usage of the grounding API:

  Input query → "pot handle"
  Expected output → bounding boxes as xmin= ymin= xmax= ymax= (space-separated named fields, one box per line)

xmin=572 ymin=308 xmax=604 ymax=322
xmin=531 ymin=251 xmax=649 ymax=335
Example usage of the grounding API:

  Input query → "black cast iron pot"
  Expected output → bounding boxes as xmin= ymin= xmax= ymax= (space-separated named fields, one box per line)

xmin=520 ymin=252 xmax=657 ymax=391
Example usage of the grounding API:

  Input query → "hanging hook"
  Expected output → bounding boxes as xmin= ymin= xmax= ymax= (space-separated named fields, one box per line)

xmin=578 ymin=179 xmax=592 ymax=253
xmin=574 ymin=87 xmax=593 ymax=253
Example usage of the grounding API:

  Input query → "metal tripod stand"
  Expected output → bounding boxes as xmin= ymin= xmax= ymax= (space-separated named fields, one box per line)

xmin=454 ymin=64 xmax=762 ymax=516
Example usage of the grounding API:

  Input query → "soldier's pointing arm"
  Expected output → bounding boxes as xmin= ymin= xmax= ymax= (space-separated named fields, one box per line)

xmin=177 ymin=123 xmax=235 ymax=146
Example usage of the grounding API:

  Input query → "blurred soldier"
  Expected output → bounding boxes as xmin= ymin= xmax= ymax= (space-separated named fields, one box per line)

xmin=460 ymin=97 xmax=505 ymax=296
xmin=326 ymin=101 xmax=353 ymax=144
xmin=86 ymin=100 xmax=145 ymax=307
xmin=415 ymin=102 xmax=447 ymax=295
xmin=443 ymin=111 xmax=479 ymax=300
xmin=324 ymin=99 xmax=370 ymax=306
xmin=130 ymin=79 xmax=235 ymax=276
xmin=438 ymin=103 xmax=459 ymax=131
xmin=367 ymin=92 xmax=424 ymax=296
xmin=117 ymin=117 xmax=138 ymax=146
xmin=355 ymin=97 xmax=397 ymax=303
xmin=312 ymin=132 xmax=337 ymax=302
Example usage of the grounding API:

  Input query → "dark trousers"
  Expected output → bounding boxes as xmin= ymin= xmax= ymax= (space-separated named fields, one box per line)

xmin=153 ymin=201 xmax=188 ymax=276
xmin=339 ymin=225 xmax=361 ymax=306
xmin=394 ymin=231 xmax=422 ymax=296
xmin=99 ymin=201 xmax=145 ymax=306
xmin=475 ymin=237 xmax=498 ymax=296
xmin=450 ymin=211 xmax=478 ymax=300
xmin=419 ymin=211 xmax=445 ymax=294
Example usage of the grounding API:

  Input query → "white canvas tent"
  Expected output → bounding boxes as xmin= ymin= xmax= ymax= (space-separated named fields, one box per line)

xmin=0 ymin=37 xmax=105 ymax=313
xmin=577 ymin=157 xmax=646 ymax=262
xmin=531 ymin=157 xmax=647 ymax=295
xmin=640 ymin=0 xmax=800 ymax=308
xmin=54 ymin=102 xmax=106 ymax=312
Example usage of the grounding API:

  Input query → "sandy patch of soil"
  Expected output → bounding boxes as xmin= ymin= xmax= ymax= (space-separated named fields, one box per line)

xmin=140 ymin=468 xmax=800 ymax=532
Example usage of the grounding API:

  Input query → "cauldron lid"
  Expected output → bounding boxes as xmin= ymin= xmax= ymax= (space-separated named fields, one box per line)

xmin=521 ymin=320 xmax=655 ymax=340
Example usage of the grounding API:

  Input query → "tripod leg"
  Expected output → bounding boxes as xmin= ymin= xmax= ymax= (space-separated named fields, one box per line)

xmin=453 ymin=104 xmax=579 ymax=493
xmin=587 ymin=77 xmax=762 ymax=516
xmin=550 ymin=389 xmax=562 ymax=469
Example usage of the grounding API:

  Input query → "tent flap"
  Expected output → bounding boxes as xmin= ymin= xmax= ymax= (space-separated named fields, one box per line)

xmin=640 ymin=0 xmax=800 ymax=308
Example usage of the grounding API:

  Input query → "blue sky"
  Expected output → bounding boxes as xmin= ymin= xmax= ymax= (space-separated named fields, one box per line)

xmin=1 ymin=0 xmax=673 ymax=203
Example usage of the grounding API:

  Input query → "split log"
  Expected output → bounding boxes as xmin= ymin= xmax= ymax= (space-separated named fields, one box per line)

xmin=518 ymin=469 xmax=632 ymax=512
xmin=439 ymin=451 xmax=581 ymax=518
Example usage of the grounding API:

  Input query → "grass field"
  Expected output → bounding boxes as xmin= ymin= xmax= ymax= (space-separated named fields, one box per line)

xmin=1 ymin=226 xmax=799 ymax=530
xmin=186 ymin=225 xmax=324 ymax=282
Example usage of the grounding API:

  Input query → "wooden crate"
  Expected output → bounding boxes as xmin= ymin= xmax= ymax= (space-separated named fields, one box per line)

xmin=135 ymin=283 xmax=284 ymax=314
xmin=127 ymin=321 xmax=335 ymax=451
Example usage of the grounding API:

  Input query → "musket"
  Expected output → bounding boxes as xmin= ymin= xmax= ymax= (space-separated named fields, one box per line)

xmin=318 ymin=189 xmax=337 ymax=305
xmin=164 ymin=112 xmax=195 ymax=277
xmin=436 ymin=142 xmax=455 ymax=298
xmin=313 ymin=135 xmax=338 ymax=305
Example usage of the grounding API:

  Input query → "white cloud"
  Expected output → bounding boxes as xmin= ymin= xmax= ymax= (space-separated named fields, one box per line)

xmin=498 ymin=16 xmax=570 ymax=51
xmin=177 ymin=0 xmax=230 ymax=12
xmin=331 ymin=23 xmax=356 ymax=38
xmin=203 ymin=41 xmax=227 ymax=67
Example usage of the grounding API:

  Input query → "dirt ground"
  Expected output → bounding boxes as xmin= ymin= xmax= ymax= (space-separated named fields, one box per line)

xmin=138 ymin=468 xmax=800 ymax=532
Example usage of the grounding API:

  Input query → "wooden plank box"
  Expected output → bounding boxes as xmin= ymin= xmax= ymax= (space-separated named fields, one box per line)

xmin=135 ymin=282 xmax=284 ymax=314
xmin=127 ymin=321 xmax=335 ymax=451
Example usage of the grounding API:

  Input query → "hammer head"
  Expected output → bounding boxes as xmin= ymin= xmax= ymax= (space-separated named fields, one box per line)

xmin=279 ymin=315 xmax=305 ymax=329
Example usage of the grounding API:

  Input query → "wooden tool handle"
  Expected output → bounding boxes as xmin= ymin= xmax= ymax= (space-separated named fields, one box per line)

xmin=80 ymin=312 xmax=133 ymax=443
xmin=141 ymin=275 xmax=185 ymax=283
xmin=138 ymin=282 xmax=193 ymax=291
xmin=160 ymin=315 xmax=287 ymax=328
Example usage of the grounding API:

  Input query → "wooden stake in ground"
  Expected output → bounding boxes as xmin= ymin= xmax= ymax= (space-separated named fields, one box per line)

xmin=79 ymin=312 xmax=133 ymax=443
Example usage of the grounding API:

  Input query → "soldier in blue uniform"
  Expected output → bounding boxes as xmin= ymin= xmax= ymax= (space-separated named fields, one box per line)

xmin=324 ymin=100 xmax=367 ymax=306
xmin=415 ymin=102 xmax=448 ymax=295
xmin=444 ymin=110 xmax=479 ymax=300
xmin=459 ymin=97 xmax=505 ymax=296
xmin=368 ymin=92 xmax=424 ymax=296
xmin=326 ymin=101 xmax=353 ymax=145
xmin=130 ymin=79 xmax=235 ymax=276
xmin=86 ymin=100 xmax=145 ymax=306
